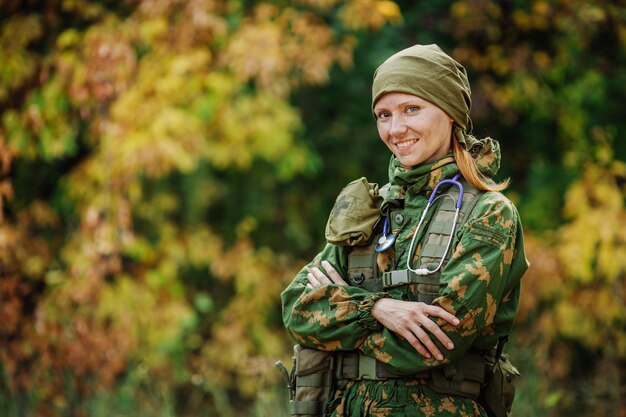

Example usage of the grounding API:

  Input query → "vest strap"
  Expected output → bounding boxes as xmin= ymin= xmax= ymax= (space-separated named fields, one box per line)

xmin=382 ymin=269 xmax=436 ymax=288
xmin=335 ymin=351 xmax=430 ymax=381
xmin=335 ymin=351 xmax=486 ymax=400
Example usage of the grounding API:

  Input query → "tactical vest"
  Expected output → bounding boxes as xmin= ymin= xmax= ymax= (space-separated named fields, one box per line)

xmin=279 ymin=179 xmax=519 ymax=417
xmin=339 ymin=179 xmax=489 ymax=399
xmin=347 ymin=179 xmax=484 ymax=297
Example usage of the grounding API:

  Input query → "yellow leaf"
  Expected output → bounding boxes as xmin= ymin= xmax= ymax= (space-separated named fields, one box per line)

xmin=376 ymin=1 xmax=401 ymax=19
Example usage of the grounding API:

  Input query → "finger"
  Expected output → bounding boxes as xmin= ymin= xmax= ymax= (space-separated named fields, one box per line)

xmin=306 ymin=272 xmax=322 ymax=288
xmin=424 ymin=304 xmax=460 ymax=326
xmin=420 ymin=318 xmax=455 ymax=351
xmin=310 ymin=267 xmax=331 ymax=285
xmin=412 ymin=324 xmax=444 ymax=361
xmin=321 ymin=261 xmax=348 ymax=286
xmin=401 ymin=328 xmax=432 ymax=359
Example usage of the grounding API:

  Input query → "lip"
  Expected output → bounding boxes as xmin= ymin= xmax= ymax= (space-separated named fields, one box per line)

xmin=394 ymin=138 xmax=419 ymax=151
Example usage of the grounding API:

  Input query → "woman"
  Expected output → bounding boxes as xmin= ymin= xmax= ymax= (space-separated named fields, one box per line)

xmin=281 ymin=44 xmax=528 ymax=417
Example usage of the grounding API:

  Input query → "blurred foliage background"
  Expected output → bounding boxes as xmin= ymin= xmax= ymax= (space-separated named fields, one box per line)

xmin=0 ymin=0 xmax=625 ymax=416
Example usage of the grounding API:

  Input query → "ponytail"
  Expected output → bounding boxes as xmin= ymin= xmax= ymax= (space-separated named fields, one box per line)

xmin=452 ymin=137 xmax=509 ymax=192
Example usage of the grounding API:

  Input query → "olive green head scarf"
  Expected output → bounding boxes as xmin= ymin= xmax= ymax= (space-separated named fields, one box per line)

xmin=372 ymin=44 xmax=474 ymax=146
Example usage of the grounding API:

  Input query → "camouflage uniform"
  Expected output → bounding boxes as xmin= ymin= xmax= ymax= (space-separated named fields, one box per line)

xmin=281 ymin=149 xmax=528 ymax=417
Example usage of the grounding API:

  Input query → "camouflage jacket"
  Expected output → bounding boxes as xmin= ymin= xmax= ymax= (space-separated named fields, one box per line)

xmin=281 ymin=151 xmax=528 ymax=416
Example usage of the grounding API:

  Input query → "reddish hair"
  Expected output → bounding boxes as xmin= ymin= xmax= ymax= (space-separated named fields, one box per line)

xmin=452 ymin=138 xmax=509 ymax=192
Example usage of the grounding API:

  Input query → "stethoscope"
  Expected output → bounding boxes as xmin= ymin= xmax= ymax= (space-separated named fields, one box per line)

xmin=374 ymin=173 xmax=464 ymax=276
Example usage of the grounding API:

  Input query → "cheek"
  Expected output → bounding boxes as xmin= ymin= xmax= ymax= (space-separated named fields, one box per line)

xmin=430 ymin=119 xmax=453 ymax=145
xmin=377 ymin=125 xmax=388 ymax=142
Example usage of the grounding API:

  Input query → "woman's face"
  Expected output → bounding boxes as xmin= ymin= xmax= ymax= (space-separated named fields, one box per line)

xmin=374 ymin=92 xmax=453 ymax=168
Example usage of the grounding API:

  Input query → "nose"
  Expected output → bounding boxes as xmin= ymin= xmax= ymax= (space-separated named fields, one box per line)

xmin=388 ymin=114 xmax=408 ymax=136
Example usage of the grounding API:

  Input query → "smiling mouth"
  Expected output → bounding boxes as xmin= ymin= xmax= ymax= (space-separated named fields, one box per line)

xmin=396 ymin=139 xmax=418 ymax=150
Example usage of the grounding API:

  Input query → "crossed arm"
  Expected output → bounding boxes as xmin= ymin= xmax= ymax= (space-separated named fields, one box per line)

xmin=306 ymin=260 xmax=459 ymax=361
xmin=284 ymin=193 xmax=523 ymax=373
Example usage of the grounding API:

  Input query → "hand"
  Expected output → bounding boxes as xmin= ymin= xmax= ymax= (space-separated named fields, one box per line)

xmin=306 ymin=260 xmax=348 ymax=288
xmin=371 ymin=298 xmax=459 ymax=360
xmin=306 ymin=261 xmax=459 ymax=360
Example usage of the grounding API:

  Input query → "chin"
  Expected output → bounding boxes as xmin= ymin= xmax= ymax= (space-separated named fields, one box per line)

xmin=397 ymin=156 xmax=424 ymax=167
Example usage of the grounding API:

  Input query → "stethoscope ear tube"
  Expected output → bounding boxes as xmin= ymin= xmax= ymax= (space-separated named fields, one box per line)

xmin=406 ymin=174 xmax=464 ymax=275
xmin=373 ymin=174 xmax=464 ymax=277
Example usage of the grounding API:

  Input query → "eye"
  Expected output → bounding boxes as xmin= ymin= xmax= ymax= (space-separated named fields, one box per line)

xmin=405 ymin=105 xmax=420 ymax=114
xmin=376 ymin=110 xmax=391 ymax=121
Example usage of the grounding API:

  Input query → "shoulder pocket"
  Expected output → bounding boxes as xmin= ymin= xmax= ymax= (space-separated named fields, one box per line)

xmin=468 ymin=223 xmax=509 ymax=249
xmin=325 ymin=177 xmax=383 ymax=247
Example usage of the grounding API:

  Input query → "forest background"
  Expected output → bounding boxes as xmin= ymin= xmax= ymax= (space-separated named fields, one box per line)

xmin=0 ymin=0 xmax=625 ymax=416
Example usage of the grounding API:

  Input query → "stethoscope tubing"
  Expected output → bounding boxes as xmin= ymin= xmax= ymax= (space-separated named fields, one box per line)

xmin=429 ymin=173 xmax=464 ymax=208
xmin=375 ymin=174 xmax=464 ymax=276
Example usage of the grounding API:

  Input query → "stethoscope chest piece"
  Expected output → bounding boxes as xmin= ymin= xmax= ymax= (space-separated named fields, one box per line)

xmin=375 ymin=233 xmax=395 ymax=252
xmin=374 ymin=216 xmax=395 ymax=253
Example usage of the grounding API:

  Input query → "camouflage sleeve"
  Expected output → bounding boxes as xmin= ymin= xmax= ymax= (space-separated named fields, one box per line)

xmin=281 ymin=243 xmax=389 ymax=351
xmin=359 ymin=192 xmax=527 ymax=373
